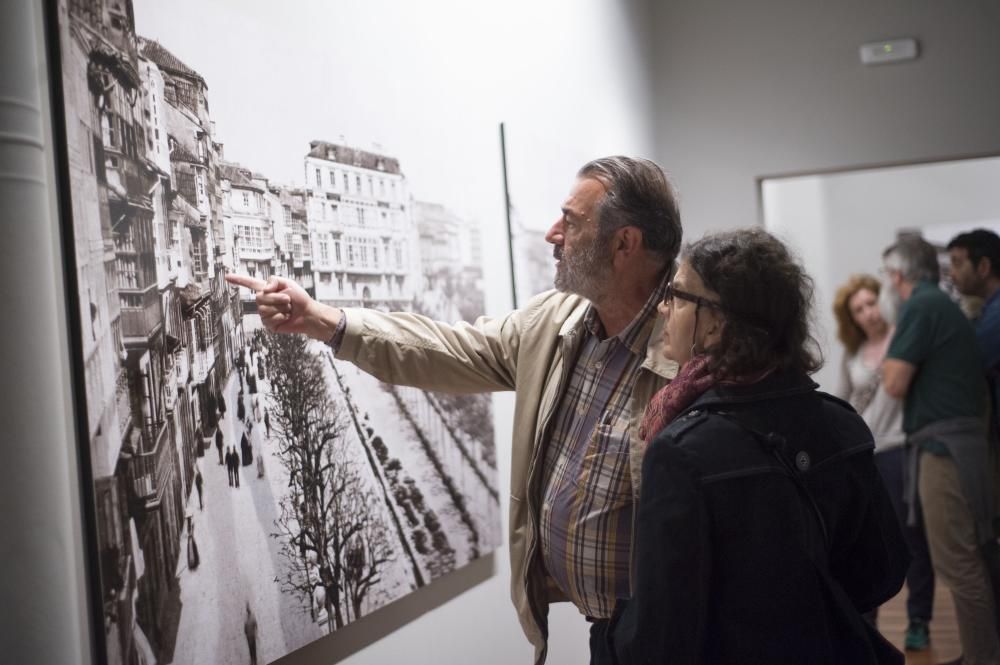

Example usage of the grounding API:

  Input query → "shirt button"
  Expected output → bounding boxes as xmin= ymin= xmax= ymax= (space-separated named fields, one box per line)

xmin=593 ymin=361 xmax=603 ymax=370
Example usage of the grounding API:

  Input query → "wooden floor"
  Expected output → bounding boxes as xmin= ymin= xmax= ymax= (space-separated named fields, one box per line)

xmin=878 ymin=580 xmax=961 ymax=664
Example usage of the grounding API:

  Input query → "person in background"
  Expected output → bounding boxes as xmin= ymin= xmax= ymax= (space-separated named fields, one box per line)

xmin=227 ymin=156 xmax=683 ymax=665
xmin=947 ymin=229 xmax=1000 ymax=435
xmin=881 ymin=236 xmax=999 ymax=665
xmin=947 ymin=228 xmax=1000 ymax=635
xmin=832 ymin=274 xmax=934 ymax=650
xmin=609 ymin=229 xmax=908 ymax=665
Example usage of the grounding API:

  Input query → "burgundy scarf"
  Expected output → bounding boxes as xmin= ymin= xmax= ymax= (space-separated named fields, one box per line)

xmin=639 ymin=355 xmax=718 ymax=445
xmin=640 ymin=356 xmax=777 ymax=446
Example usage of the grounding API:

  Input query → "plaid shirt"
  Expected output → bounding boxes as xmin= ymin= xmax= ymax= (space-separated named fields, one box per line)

xmin=539 ymin=279 xmax=668 ymax=618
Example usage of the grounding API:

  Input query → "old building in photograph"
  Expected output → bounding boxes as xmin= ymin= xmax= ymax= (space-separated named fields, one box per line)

xmin=305 ymin=141 xmax=419 ymax=309
xmin=412 ymin=201 xmax=486 ymax=322
xmin=58 ymin=3 xmax=245 ymax=662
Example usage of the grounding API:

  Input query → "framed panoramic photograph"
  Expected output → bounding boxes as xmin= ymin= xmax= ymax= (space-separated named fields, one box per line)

xmin=45 ymin=1 xmax=502 ymax=663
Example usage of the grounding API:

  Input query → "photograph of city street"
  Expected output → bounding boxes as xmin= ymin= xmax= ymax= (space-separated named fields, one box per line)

xmin=51 ymin=1 xmax=502 ymax=663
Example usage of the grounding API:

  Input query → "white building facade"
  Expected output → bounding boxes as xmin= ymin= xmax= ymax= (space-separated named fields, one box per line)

xmin=304 ymin=141 xmax=419 ymax=309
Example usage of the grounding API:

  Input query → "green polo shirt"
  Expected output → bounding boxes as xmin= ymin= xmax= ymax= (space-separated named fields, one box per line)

xmin=886 ymin=281 xmax=986 ymax=453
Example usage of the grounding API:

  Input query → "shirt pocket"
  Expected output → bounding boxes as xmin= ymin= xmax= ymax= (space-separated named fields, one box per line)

xmin=577 ymin=420 xmax=633 ymax=509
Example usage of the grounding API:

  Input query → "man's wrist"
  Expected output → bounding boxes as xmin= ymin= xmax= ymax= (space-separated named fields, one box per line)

xmin=304 ymin=301 xmax=344 ymax=343
xmin=326 ymin=314 xmax=348 ymax=352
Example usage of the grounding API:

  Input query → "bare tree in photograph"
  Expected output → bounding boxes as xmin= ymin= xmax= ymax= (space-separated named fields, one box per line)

xmin=266 ymin=333 xmax=394 ymax=631
xmin=341 ymin=488 xmax=394 ymax=622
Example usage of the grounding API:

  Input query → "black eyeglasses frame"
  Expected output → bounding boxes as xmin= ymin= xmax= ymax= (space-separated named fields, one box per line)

xmin=662 ymin=283 xmax=724 ymax=312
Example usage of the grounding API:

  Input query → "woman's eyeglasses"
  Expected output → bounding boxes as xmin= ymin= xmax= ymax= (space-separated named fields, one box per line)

xmin=662 ymin=283 xmax=724 ymax=311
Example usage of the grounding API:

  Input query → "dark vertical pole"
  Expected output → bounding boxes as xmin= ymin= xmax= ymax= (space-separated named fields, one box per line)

xmin=499 ymin=122 xmax=518 ymax=308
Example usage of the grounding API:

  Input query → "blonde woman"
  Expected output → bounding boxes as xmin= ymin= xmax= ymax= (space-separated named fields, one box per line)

xmin=833 ymin=274 xmax=933 ymax=651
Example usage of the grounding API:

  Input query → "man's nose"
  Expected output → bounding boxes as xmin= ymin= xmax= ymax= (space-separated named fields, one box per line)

xmin=545 ymin=219 xmax=564 ymax=244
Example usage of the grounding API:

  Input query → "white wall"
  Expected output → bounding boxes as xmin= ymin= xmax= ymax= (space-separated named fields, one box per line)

xmin=762 ymin=156 xmax=1000 ymax=393
xmin=6 ymin=1 xmax=655 ymax=664
xmin=649 ymin=0 xmax=1000 ymax=239
xmin=0 ymin=2 xmax=93 ymax=664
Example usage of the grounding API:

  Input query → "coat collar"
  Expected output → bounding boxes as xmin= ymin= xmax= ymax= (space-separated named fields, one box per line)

xmin=693 ymin=370 xmax=818 ymax=407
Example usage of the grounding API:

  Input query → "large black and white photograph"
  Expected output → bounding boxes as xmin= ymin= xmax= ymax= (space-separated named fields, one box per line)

xmin=51 ymin=1 xmax=502 ymax=663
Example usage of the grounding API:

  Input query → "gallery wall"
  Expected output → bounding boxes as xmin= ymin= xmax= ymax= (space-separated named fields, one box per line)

xmin=648 ymin=0 xmax=1000 ymax=239
xmin=2 ymin=1 xmax=654 ymax=665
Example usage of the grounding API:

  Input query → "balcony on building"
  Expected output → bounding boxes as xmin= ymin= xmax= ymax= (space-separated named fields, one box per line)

xmin=119 ymin=283 xmax=163 ymax=343
xmin=122 ymin=415 xmax=170 ymax=511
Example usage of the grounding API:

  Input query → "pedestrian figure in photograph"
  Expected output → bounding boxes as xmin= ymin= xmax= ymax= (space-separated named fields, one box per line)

xmin=241 ymin=430 xmax=253 ymax=467
xmin=225 ymin=447 xmax=234 ymax=487
xmin=881 ymin=236 xmax=1000 ymax=665
xmin=256 ymin=451 xmax=265 ymax=479
xmin=186 ymin=512 xmax=200 ymax=571
xmin=194 ymin=464 xmax=204 ymax=510
xmin=216 ymin=427 xmax=224 ymax=465
xmin=263 ymin=409 xmax=271 ymax=437
xmin=244 ymin=602 xmax=259 ymax=665
xmin=228 ymin=156 xmax=682 ymax=664
xmin=237 ymin=390 xmax=246 ymax=420
xmin=606 ymin=229 xmax=908 ymax=665
xmin=227 ymin=446 xmax=239 ymax=488
xmin=233 ymin=447 xmax=241 ymax=488
xmin=218 ymin=392 xmax=227 ymax=418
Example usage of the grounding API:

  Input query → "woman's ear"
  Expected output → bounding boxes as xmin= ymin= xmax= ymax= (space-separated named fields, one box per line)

xmin=703 ymin=314 xmax=725 ymax=348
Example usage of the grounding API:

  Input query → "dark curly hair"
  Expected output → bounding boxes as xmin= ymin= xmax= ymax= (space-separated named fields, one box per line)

xmin=684 ymin=228 xmax=823 ymax=379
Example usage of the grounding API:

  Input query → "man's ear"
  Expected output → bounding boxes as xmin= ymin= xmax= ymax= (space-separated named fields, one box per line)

xmin=614 ymin=226 xmax=644 ymax=258
xmin=976 ymin=256 xmax=993 ymax=280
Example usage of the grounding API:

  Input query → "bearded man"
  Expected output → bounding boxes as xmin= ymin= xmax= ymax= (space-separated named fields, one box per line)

xmin=226 ymin=157 xmax=682 ymax=665
xmin=881 ymin=236 xmax=1000 ymax=665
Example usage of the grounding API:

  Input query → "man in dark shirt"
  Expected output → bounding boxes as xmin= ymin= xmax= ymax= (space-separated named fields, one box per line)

xmin=881 ymin=236 xmax=998 ymax=665
xmin=948 ymin=228 xmax=1000 ymax=436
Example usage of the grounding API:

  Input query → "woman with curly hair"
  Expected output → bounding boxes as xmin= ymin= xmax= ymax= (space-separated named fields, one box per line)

xmin=833 ymin=274 xmax=934 ymax=650
xmin=605 ymin=229 xmax=909 ymax=665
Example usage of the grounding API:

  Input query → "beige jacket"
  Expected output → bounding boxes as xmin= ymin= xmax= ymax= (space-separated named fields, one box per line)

xmin=338 ymin=289 xmax=676 ymax=664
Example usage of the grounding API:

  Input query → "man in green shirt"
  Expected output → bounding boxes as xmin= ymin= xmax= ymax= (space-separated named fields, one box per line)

xmin=882 ymin=236 xmax=999 ymax=665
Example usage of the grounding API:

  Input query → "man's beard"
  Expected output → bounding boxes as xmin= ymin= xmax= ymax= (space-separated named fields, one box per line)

xmin=879 ymin=283 xmax=903 ymax=326
xmin=553 ymin=234 xmax=613 ymax=302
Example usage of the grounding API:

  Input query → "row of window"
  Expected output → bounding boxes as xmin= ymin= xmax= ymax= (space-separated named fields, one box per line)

xmin=317 ymin=272 xmax=407 ymax=299
xmin=234 ymin=224 xmax=268 ymax=252
xmin=312 ymin=164 xmax=401 ymax=201
xmin=314 ymin=235 xmax=406 ymax=271
xmin=232 ymin=189 xmax=265 ymax=214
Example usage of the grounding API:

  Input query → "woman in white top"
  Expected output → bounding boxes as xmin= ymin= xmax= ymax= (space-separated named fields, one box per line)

xmin=833 ymin=274 xmax=935 ymax=651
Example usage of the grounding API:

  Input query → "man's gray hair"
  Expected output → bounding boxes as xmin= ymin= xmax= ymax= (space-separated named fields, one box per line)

xmin=882 ymin=236 xmax=940 ymax=284
xmin=577 ymin=156 xmax=682 ymax=267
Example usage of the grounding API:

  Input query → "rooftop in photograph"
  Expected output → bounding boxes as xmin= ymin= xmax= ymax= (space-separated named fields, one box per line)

xmin=138 ymin=37 xmax=207 ymax=87
xmin=219 ymin=162 xmax=264 ymax=191
xmin=307 ymin=141 xmax=402 ymax=175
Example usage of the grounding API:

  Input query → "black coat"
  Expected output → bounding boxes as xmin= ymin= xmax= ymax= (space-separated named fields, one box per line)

xmin=609 ymin=371 xmax=909 ymax=665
